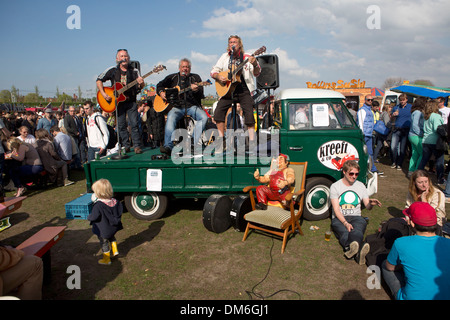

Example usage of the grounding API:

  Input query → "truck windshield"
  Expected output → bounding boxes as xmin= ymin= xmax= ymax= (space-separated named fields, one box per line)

xmin=289 ymin=102 xmax=354 ymax=130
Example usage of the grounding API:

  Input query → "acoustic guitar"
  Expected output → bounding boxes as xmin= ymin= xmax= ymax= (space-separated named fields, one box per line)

xmin=154 ymin=79 xmax=212 ymax=113
xmin=215 ymin=46 xmax=266 ymax=99
xmin=98 ymin=64 xmax=166 ymax=113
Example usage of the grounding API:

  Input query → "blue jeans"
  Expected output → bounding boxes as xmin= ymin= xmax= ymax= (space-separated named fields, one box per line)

xmin=418 ymin=143 xmax=444 ymax=182
xmin=117 ymin=100 xmax=142 ymax=149
xmin=164 ymin=106 xmax=208 ymax=150
xmin=87 ymin=147 xmax=106 ymax=162
xmin=11 ymin=164 xmax=44 ymax=188
xmin=373 ymin=132 xmax=387 ymax=161
xmin=390 ymin=128 xmax=409 ymax=167
xmin=365 ymin=136 xmax=377 ymax=172
xmin=381 ymin=260 xmax=405 ymax=299
xmin=331 ymin=216 xmax=367 ymax=250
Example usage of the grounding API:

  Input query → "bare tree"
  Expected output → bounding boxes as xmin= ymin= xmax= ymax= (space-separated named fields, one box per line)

xmin=383 ymin=77 xmax=405 ymax=90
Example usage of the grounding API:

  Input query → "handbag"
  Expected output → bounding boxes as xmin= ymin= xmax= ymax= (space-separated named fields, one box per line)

xmin=373 ymin=120 xmax=390 ymax=136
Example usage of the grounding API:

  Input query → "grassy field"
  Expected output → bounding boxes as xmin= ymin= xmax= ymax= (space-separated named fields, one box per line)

xmin=1 ymin=159 xmax=448 ymax=301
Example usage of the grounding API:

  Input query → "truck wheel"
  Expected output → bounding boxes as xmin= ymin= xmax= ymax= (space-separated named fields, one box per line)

xmin=303 ymin=177 xmax=333 ymax=221
xmin=124 ymin=192 xmax=168 ymax=220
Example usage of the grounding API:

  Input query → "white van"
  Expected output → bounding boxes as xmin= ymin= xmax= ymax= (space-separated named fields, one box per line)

xmin=380 ymin=90 xmax=401 ymax=109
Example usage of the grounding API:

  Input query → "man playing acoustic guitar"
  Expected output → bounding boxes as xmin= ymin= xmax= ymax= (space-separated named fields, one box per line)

xmin=96 ymin=49 xmax=144 ymax=154
xmin=211 ymin=35 xmax=261 ymax=155
xmin=157 ymin=58 xmax=208 ymax=156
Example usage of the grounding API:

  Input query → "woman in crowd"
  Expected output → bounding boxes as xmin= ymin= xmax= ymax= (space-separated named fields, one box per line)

xmin=373 ymin=103 xmax=392 ymax=162
xmin=35 ymin=128 xmax=73 ymax=187
xmin=406 ymin=170 xmax=446 ymax=232
xmin=407 ymin=98 xmax=425 ymax=177
xmin=418 ymin=101 xmax=445 ymax=184
xmin=17 ymin=125 xmax=37 ymax=147
xmin=5 ymin=137 xmax=44 ymax=197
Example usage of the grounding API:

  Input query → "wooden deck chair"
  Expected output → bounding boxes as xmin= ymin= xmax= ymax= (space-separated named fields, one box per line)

xmin=242 ymin=162 xmax=308 ymax=253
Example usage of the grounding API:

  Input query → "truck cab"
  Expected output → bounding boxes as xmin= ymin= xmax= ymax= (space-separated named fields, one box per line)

xmin=84 ymin=88 xmax=376 ymax=221
xmin=273 ymin=89 xmax=376 ymax=220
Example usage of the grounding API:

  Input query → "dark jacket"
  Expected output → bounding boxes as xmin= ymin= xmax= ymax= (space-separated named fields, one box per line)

xmin=64 ymin=114 xmax=84 ymax=140
xmin=156 ymin=72 xmax=204 ymax=109
xmin=97 ymin=65 xmax=141 ymax=103
xmin=88 ymin=199 xmax=123 ymax=239
xmin=35 ymin=139 xmax=62 ymax=182
xmin=146 ymin=107 xmax=165 ymax=143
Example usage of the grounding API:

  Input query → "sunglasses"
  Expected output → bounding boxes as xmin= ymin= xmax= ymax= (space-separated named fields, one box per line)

xmin=347 ymin=171 xmax=359 ymax=177
xmin=366 ymin=99 xmax=373 ymax=101
xmin=117 ymin=49 xmax=128 ymax=52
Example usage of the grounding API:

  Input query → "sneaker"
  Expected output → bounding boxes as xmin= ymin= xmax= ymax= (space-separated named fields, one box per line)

xmin=375 ymin=171 xmax=384 ymax=175
xmin=391 ymin=164 xmax=397 ymax=169
xmin=357 ymin=242 xmax=370 ymax=265
xmin=64 ymin=179 xmax=75 ymax=186
xmin=396 ymin=166 xmax=402 ymax=171
xmin=344 ymin=241 xmax=359 ymax=259
xmin=160 ymin=145 xmax=171 ymax=156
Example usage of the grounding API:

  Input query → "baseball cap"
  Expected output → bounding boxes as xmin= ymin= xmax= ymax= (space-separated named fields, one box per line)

xmin=402 ymin=202 xmax=437 ymax=227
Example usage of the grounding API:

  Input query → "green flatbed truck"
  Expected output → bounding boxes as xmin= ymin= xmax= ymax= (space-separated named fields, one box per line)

xmin=84 ymin=88 xmax=377 ymax=222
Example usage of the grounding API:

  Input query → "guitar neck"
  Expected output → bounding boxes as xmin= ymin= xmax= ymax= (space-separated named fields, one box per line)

xmin=232 ymin=55 xmax=254 ymax=76
xmin=119 ymin=70 xmax=154 ymax=94
xmin=178 ymin=81 xmax=210 ymax=95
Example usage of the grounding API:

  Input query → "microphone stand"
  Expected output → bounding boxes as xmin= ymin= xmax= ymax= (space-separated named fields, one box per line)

xmin=111 ymin=61 xmax=129 ymax=160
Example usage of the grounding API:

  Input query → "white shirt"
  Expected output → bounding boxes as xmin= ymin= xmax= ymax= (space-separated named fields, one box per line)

xmin=439 ymin=106 xmax=450 ymax=124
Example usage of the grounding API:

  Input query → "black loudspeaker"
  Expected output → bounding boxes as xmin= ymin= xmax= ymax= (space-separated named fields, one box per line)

xmin=256 ymin=54 xmax=279 ymax=90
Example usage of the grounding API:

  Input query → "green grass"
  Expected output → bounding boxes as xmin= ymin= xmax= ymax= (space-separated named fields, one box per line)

xmin=1 ymin=161 xmax=448 ymax=300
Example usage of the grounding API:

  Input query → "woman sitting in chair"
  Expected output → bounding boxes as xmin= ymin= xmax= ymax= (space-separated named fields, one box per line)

xmin=5 ymin=137 xmax=43 ymax=197
xmin=253 ymin=154 xmax=295 ymax=210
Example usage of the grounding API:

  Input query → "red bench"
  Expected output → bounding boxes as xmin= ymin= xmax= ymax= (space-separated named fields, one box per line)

xmin=16 ymin=226 xmax=67 ymax=283
xmin=0 ymin=196 xmax=26 ymax=220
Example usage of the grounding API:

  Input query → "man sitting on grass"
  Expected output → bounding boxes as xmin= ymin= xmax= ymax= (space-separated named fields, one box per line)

xmin=330 ymin=160 xmax=382 ymax=265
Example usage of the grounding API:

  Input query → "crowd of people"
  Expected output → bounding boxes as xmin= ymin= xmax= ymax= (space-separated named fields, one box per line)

xmin=355 ymin=94 xmax=450 ymax=187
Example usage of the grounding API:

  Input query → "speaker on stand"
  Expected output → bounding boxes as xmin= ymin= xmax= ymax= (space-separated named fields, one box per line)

xmin=256 ymin=54 xmax=279 ymax=90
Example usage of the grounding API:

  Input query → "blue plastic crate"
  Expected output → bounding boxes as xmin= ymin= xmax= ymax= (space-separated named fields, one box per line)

xmin=65 ymin=193 xmax=94 ymax=220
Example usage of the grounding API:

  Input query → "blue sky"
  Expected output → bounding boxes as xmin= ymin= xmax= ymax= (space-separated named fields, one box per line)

xmin=1 ymin=0 xmax=449 ymax=100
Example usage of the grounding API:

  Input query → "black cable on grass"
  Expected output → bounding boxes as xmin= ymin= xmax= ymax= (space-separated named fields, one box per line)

xmin=245 ymin=237 xmax=301 ymax=300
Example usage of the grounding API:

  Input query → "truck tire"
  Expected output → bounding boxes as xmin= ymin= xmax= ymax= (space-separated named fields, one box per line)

xmin=303 ymin=177 xmax=333 ymax=221
xmin=124 ymin=192 xmax=168 ymax=220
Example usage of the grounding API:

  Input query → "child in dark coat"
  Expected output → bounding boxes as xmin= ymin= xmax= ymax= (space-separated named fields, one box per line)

xmin=87 ymin=179 xmax=123 ymax=265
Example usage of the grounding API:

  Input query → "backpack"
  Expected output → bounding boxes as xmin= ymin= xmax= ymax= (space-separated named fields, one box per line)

xmin=94 ymin=115 xmax=117 ymax=150
xmin=364 ymin=217 xmax=412 ymax=267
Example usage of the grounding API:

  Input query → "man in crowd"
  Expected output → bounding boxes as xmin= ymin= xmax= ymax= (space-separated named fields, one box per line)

xmin=357 ymin=95 xmax=383 ymax=175
xmin=36 ymin=108 xmax=57 ymax=134
xmin=64 ymin=106 xmax=84 ymax=169
xmin=390 ymin=93 xmax=411 ymax=170
xmin=83 ymin=101 xmax=109 ymax=161
xmin=50 ymin=125 xmax=73 ymax=164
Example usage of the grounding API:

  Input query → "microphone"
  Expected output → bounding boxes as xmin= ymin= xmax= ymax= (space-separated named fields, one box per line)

xmin=231 ymin=45 xmax=235 ymax=53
